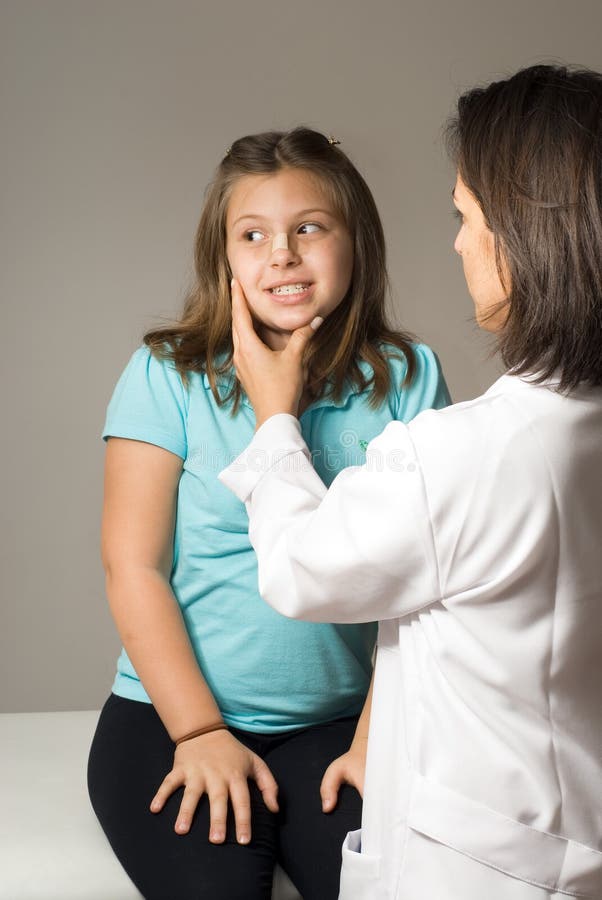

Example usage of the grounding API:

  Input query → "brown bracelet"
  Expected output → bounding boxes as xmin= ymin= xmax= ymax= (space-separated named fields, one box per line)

xmin=175 ymin=722 xmax=228 ymax=746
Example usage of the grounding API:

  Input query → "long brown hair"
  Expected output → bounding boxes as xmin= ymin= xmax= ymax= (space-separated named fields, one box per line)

xmin=144 ymin=127 xmax=416 ymax=412
xmin=447 ymin=64 xmax=602 ymax=390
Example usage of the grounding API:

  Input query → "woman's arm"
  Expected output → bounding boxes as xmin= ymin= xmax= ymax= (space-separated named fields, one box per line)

xmin=224 ymin=282 xmax=442 ymax=622
xmin=220 ymin=414 xmax=441 ymax=623
xmin=102 ymin=437 xmax=278 ymax=842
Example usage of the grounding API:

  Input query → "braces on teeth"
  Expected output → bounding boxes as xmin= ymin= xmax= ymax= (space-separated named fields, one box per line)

xmin=270 ymin=283 xmax=309 ymax=295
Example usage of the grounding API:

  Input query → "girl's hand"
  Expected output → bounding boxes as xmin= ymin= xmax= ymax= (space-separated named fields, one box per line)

xmin=230 ymin=279 xmax=323 ymax=428
xmin=319 ymin=737 xmax=368 ymax=813
xmin=150 ymin=729 xmax=279 ymax=843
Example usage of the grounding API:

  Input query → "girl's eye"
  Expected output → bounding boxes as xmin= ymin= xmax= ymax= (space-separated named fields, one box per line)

xmin=244 ymin=229 xmax=265 ymax=242
xmin=452 ymin=208 xmax=464 ymax=223
xmin=298 ymin=222 xmax=322 ymax=234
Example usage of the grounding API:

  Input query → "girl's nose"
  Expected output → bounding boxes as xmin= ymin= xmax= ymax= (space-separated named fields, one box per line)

xmin=270 ymin=233 xmax=301 ymax=265
xmin=454 ymin=231 xmax=463 ymax=255
xmin=271 ymin=232 xmax=288 ymax=253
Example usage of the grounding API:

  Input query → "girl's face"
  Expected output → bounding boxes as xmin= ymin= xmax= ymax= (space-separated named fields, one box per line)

xmin=452 ymin=174 xmax=509 ymax=333
xmin=226 ymin=168 xmax=354 ymax=350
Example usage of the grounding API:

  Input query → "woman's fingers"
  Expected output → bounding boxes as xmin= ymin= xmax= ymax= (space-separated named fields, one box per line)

xmin=231 ymin=279 xmax=262 ymax=348
xmin=230 ymin=278 xmax=249 ymax=322
xmin=229 ymin=277 xmax=324 ymax=424
xmin=284 ymin=317 xmax=324 ymax=362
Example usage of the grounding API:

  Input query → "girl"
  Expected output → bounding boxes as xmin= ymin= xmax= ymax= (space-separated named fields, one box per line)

xmin=222 ymin=67 xmax=602 ymax=900
xmin=87 ymin=127 xmax=450 ymax=900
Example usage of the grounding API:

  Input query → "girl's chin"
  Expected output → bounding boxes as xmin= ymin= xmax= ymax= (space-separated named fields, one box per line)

xmin=257 ymin=313 xmax=316 ymax=335
xmin=254 ymin=316 xmax=316 ymax=350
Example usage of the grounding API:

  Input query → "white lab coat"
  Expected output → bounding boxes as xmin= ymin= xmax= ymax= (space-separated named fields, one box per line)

xmin=219 ymin=373 xmax=602 ymax=899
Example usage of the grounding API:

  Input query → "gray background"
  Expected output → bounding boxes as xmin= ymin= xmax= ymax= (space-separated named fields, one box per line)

xmin=2 ymin=0 xmax=600 ymax=712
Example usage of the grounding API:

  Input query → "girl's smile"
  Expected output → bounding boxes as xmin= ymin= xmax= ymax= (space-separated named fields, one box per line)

xmin=226 ymin=168 xmax=354 ymax=349
xmin=264 ymin=281 xmax=315 ymax=305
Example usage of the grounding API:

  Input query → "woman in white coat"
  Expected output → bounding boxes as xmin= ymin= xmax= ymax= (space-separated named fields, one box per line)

xmin=219 ymin=64 xmax=602 ymax=899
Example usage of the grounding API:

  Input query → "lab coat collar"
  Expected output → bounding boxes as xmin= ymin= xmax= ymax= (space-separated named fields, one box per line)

xmin=485 ymin=370 xmax=564 ymax=398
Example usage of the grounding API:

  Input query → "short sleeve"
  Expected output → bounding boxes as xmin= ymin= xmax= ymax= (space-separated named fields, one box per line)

xmin=394 ymin=343 xmax=452 ymax=423
xmin=102 ymin=345 xmax=189 ymax=459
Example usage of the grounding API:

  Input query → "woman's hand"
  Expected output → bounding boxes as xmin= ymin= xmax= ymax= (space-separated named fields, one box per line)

xmin=150 ymin=729 xmax=279 ymax=843
xmin=230 ymin=279 xmax=323 ymax=428
xmin=319 ymin=736 xmax=368 ymax=813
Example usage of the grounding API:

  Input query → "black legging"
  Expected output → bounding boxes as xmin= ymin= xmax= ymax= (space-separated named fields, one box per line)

xmin=87 ymin=694 xmax=362 ymax=900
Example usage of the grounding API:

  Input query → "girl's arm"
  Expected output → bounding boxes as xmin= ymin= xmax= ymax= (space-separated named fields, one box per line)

xmin=102 ymin=437 xmax=278 ymax=842
xmin=102 ymin=437 xmax=219 ymax=737
xmin=320 ymin=671 xmax=373 ymax=811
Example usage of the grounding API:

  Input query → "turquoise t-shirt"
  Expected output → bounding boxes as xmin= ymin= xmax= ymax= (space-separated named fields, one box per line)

xmin=102 ymin=342 xmax=451 ymax=732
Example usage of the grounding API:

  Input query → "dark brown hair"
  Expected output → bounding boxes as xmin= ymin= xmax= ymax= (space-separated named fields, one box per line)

xmin=447 ymin=64 xmax=602 ymax=390
xmin=144 ymin=127 xmax=416 ymax=411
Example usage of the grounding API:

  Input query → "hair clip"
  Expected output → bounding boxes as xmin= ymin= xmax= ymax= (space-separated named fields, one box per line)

xmin=224 ymin=147 xmax=231 ymax=156
xmin=327 ymin=135 xmax=341 ymax=146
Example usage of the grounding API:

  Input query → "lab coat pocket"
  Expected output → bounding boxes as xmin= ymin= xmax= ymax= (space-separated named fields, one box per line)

xmin=406 ymin=773 xmax=602 ymax=898
xmin=339 ymin=829 xmax=381 ymax=900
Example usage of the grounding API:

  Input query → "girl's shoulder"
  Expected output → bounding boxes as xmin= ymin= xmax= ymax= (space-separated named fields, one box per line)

xmin=377 ymin=341 xmax=451 ymax=420
xmin=114 ymin=343 xmax=191 ymax=400
xmin=376 ymin=340 xmax=447 ymax=393
xmin=103 ymin=344 xmax=193 ymax=459
xmin=378 ymin=340 xmax=442 ymax=379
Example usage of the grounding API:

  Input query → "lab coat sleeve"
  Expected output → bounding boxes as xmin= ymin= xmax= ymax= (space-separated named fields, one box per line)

xmin=218 ymin=413 xmax=442 ymax=623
